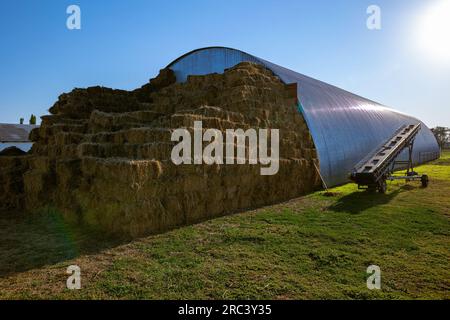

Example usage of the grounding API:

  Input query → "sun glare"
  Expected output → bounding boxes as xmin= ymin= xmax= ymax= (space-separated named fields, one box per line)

xmin=417 ymin=0 xmax=450 ymax=66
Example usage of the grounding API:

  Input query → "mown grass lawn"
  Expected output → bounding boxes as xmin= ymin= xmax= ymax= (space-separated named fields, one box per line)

xmin=0 ymin=152 xmax=449 ymax=299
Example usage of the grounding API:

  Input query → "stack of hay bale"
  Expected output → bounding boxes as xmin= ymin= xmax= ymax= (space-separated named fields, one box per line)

xmin=0 ymin=156 xmax=29 ymax=210
xmin=1 ymin=62 xmax=321 ymax=236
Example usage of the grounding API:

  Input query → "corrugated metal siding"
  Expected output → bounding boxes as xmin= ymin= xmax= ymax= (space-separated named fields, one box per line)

xmin=169 ymin=47 xmax=260 ymax=82
xmin=167 ymin=47 xmax=440 ymax=187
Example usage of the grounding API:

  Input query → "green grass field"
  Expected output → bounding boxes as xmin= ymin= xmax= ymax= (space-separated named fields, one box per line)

xmin=0 ymin=151 xmax=449 ymax=299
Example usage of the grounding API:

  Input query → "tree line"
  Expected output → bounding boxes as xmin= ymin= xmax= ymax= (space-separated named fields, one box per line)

xmin=431 ymin=126 xmax=450 ymax=149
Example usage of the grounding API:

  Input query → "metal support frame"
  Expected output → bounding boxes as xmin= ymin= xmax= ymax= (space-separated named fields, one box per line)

xmin=390 ymin=139 xmax=415 ymax=176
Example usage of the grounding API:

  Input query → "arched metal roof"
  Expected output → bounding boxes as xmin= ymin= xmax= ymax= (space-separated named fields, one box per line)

xmin=0 ymin=123 xmax=38 ymax=142
xmin=167 ymin=47 xmax=440 ymax=187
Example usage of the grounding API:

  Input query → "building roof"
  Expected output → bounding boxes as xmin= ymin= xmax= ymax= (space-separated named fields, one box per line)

xmin=0 ymin=123 xmax=38 ymax=142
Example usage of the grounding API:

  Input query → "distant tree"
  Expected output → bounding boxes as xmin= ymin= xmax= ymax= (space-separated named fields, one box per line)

xmin=29 ymin=114 xmax=37 ymax=125
xmin=431 ymin=126 xmax=450 ymax=149
xmin=19 ymin=118 xmax=24 ymax=124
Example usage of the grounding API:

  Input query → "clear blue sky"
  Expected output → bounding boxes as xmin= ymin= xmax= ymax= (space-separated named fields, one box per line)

xmin=0 ymin=0 xmax=449 ymax=127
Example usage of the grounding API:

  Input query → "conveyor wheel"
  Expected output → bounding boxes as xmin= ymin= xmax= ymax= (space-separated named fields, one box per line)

xmin=421 ymin=175 xmax=429 ymax=188
xmin=378 ymin=180 xmax=387 ymax=194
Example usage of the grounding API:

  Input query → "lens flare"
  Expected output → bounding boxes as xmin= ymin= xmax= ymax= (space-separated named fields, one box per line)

xmin=417 ymin=0 xmax=450 ymax=66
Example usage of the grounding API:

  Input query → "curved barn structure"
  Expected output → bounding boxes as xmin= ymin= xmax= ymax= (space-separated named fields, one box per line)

xmin=167 ymin=47 xmax=440 ymax=187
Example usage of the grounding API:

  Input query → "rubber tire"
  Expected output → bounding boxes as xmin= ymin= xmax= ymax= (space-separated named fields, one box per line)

xmin=378 ymin=180 xmax=387 ymax=194
xmin=421 ymin=175 xmax=429 ymax=188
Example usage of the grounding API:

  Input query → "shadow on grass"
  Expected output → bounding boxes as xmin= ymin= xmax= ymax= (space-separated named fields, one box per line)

xmin=0 ymin=209 xmax=130 ymax=278
xmin=327 ymin=185 xmax=414 ymax=214
xmin=428 ymin=154 xmax=450 ymax=166
xmin=431 ymin=162 xmax=450 ymax=167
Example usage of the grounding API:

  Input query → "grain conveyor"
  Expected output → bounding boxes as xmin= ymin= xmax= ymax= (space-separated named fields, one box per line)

xmin=350 ymin=123 xmax=429 ymax=193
